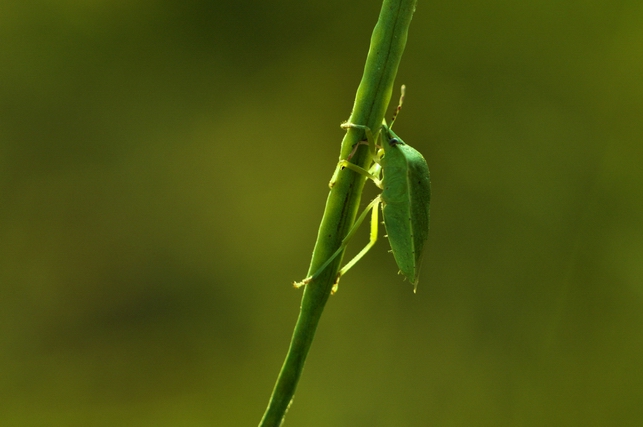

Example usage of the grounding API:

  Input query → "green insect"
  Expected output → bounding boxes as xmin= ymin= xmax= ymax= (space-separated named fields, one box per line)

xmin=297 ymin=86 xmax=430 ymax=292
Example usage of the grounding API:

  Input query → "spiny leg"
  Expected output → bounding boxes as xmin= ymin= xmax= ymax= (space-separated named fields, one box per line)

xmin=337 ymin=160 xmax=382 ymax=188
xmin=345 ymin=139 xmax=369 ymax=162
xmin=331 ymin=196 xmax=381 ymax=292
xmin=340 ymin=122 xmax=381 ymax=163
xmin=330 ymin=158 xmax=382 ymax=190
xmin=330 ymin=122 xmax=383 ymax=189
xmin=306 ymin=122 xmax=386 ymax=290
xmin=294 ymin=196 xmax=381 ymax=290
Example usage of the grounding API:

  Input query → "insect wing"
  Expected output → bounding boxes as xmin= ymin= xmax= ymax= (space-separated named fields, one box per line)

xmin=400 ymin=143 xmax=431 ymax=283
xmin=381 ymin=131 xmax=431 ymax=288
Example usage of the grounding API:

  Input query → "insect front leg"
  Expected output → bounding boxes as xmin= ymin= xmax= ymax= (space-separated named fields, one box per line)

xmin=340 ymin=122 xmax=381 ymax=164
xmin=329 ymin=122 xmax=384 ymax=189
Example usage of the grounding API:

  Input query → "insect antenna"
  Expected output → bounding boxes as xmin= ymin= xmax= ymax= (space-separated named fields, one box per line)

xmin=390 ymin=84 xmax=406 ymax=129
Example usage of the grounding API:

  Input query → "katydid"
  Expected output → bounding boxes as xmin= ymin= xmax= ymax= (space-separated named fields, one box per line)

xmin=296 ymin=86 xmax=430 ymax=292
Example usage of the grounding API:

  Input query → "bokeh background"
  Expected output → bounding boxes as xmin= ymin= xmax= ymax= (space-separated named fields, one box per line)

xmin=2 ymin=1 xmax=642 ymax=425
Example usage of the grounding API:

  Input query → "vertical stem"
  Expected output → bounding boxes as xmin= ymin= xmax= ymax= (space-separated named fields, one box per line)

xmin=259 ymin=0 xmax=417 ymax=425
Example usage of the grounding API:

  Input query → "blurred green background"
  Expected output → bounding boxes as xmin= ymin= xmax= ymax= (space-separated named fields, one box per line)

xmin=2 ymin=0 xmax=642 ymax=425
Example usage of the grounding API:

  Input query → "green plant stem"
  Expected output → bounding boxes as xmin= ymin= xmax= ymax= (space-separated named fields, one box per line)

xmin=258 ymin=0 xmax=417 ymax=425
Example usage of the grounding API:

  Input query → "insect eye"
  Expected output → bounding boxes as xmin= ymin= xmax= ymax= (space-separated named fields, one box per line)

xmin=389 ymin=137 xmax=400 ymax=146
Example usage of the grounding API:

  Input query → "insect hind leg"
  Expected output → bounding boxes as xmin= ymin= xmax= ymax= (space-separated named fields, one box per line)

xmin=294 ymin=196 xmax=381 ymax=292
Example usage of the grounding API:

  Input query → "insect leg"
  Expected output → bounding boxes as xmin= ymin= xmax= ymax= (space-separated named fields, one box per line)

xmin=345 ymin=139 xmax=369 ymax=162
xmin=329 ymin=124 xmax=383 ymax=189
xmin=330 ymin=122 xmax=383 ymax=189
xmin=336 ymin=160 xmax=382 ymax=188
xmin=334 ymin=196 xmax=381 ymax=286
xmin=294 ymin=196 xmax=381 ymax=289
xmin=340 ymin=122 xmax=381 ymax=163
